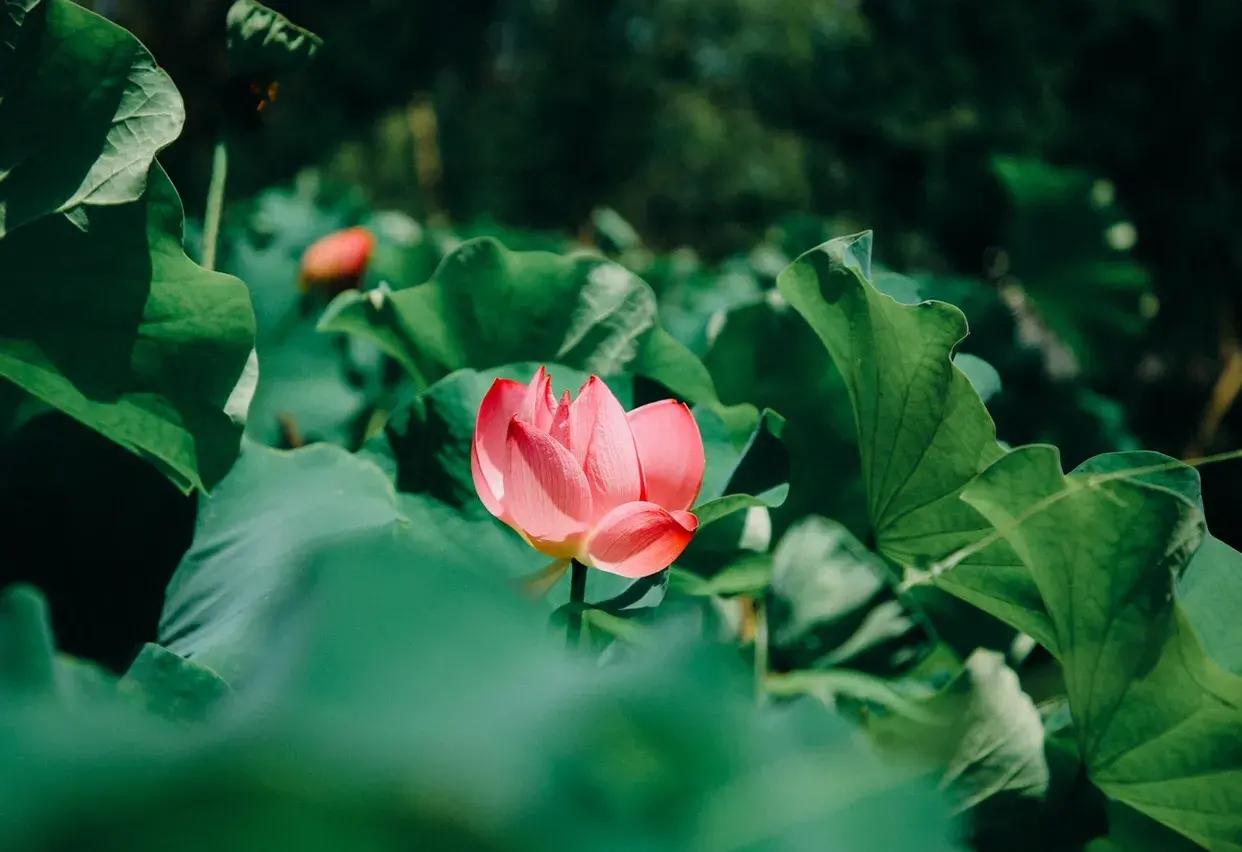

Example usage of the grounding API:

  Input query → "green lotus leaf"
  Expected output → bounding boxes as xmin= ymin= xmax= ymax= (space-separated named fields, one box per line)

xmin=958 ymin=445 xmax=1242 ymax=849
xmin=0 ymin=167 xmax=256 ymax=492
xmin=318 ymin=237 xmax=717 ymax=402
xmin=777 ymin=231 xmax=1051 ymax=649
xmin=0 ymin=0 xmax=183 ymax=236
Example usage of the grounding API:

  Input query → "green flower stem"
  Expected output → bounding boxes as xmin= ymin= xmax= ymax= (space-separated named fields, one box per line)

xmin=567 ymin=559 xmax=588 ymax=648
xmin=201 ymin=137 xmax=228 ymax=271
xmin=753 ymin=596 xmax=768 ymax=706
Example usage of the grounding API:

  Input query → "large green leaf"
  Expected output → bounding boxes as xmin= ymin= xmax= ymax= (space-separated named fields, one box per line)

xmin=0 ymin=166 xmax=256 ymax=492
xmin=1071 ymin=451 xmax=1242 ymax=676
xmin=159 ymin=440 xmax=409 ymax=681
xmin=776 ymin=232 xmax=1001 ymax=557
xmin=318 ymin=237 xmax=716 ymax=401
xmin=0 ymin=0 xmax=183 ymax=236
xmin=957 ymin=445 xmax=1242 ymax=850
xmin=0 ymin=2 xmax=255 ymax=492
xmin=776 ymin=232 xmax=1051 ymax=649
xmin=159 ymin=428 xmax=547 ymax=681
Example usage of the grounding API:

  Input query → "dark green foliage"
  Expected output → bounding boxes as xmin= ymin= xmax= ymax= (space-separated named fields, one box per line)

xmin=3 ymin=3 xmax=1241 ymax=851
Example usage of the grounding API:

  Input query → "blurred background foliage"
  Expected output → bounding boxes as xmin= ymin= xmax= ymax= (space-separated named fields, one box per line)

xmin=112 ymin=0 xmax=1240 ymax=494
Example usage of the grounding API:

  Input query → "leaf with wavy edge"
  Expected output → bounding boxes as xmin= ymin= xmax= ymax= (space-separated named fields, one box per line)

xmin=954 ymin=445 xmax=1242 ymax=850
xmin=0 ymin=0 xmax=183 ymax=236
xmin=0 ymin=2 xmax=253 ymax=492
xmin=159 ymin=440 xmax=408 ymax=682
xmin=776 ymin=231 xmax=1052 ymax=649
xmin=318 ymin=237 xmax=718 ymax=403
xmin=0 ymin=166 xmax=256 ymax=492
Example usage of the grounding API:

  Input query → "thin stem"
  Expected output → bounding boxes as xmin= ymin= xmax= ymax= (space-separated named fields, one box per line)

xmin=753 ymin=596 xmax=768 ymax=707
xmin=897 ymin=445 xmax=1242 ymax=594
xmin=201 ymin=137 xmax=228 ymax=271
xmin=567 ymin=559 xmax=588 ymax=648
xmin=1082 ymin=446 xmax=1242 ymax=484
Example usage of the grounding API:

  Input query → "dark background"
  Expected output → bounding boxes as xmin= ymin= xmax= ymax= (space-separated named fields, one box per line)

xmin=127 ymin=0 xmax=1242 ymax=466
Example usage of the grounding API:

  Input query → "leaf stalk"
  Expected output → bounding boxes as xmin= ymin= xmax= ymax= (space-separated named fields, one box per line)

xmin=201 ymin=137 xmax=229 ymax=271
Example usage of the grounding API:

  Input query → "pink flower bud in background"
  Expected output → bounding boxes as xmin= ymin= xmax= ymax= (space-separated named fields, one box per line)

xmin=472 ymin=367 xmax=705 ymax=578
xmin=298 ymin=226 xmax=375 ymax=294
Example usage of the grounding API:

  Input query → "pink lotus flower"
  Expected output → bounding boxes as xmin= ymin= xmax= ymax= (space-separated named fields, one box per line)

xmin=299 ymin=226 xmax=375 ymax=294
xmin=472 ymin=367 xmax=705 ymax=578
